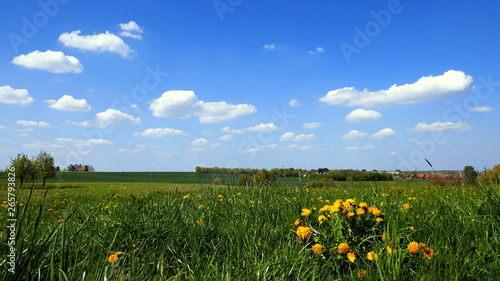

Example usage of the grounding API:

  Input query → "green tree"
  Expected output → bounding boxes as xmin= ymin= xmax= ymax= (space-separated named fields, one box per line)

xmin=463 ymin=165 xmax=478 ymax=185
xmin=35 ymin=150 xmax=56 ymax=187
xmin=10 ymin=153 xmax=34 ymax=188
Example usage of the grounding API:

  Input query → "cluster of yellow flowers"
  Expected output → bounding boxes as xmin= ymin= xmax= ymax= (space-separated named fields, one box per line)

xmin=408 ymin=241 xmax=434 ymax=259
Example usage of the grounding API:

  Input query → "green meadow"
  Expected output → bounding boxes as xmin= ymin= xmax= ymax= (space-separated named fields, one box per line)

xmin=1 ymin=173 xmax=499 ymax=280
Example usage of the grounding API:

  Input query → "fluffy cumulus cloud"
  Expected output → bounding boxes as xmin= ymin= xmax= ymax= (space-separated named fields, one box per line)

xmin=59 ymin=30 xmax=131 ymax=58
xmin=46 ymin=95 xmax=91 ymax=111
xmin=279 ymin=132 xmax=315 ymax=142
xmin=16 ymin=120 xmax=52 ymax=127
xmin=149 ymin=90 xmax=257 ymax=123
xmin=0 ymin=86 xmax=33 ymax=105
xmin=194 ymin=101 xmax=256 ymax=124
xmin=342 ymin=130 xmax=367 ymax=140
xmin=319 ymin=70 xmax=473 ymax=107
xmin=119 ymin=21 xmax=143 ymax=39
xmin=133 ymin=128 xmax=188 ymax=138
xmin=12 ymin=50 xmax=83 ymax=73
xmin=371 ymin=128 xmax=396 ymax=139
xmin=69 ymin=109 xmax=140 ymax=128
xmin=288 ymin=99 xmax=302 ymax=107
xmin=410 ymin=121 xmax=472 ymax=132
xmin=245 ymin=123 xmax=278 ymax=132
xmin=303 ymin=122 xmax=322 ymax=129
xmin=469 ymin=106 xmax=493 ymax=112
xmin=219 ymin=134 xmax=233 ymax=141
xmin=345 ymin=108 xmax=382 ymax=122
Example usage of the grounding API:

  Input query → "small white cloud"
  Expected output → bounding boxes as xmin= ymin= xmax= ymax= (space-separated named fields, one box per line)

xmin=263 ymin=44 xmax=276 ymax=50
xmin=245 ymin=123 xmax=278 ymax=132
xmin=59 ymin=30 xmax=131 ymax=58
xmin=69 ymin=109 xmax=140 ymax=128
xmin=119 ymin=21 xmax=143 ymax=39
xmin=46 ymin=95 xmax=91 ymax=112
xmin=194 ymin=101 xmax=256 ymax=123
xmin=0 ymin=86 xmax=33 ymax=105
xmin=346 ymin=146 xmax=359 ymax=151
xmin=371 ymin=128 xmax=396 ymax=139
xmin=345 ymin=108 xmax=382 ymax=122
xmin=279 ymin=132 xmax=315 ymax=142
xmin=219 ymin=134 xmax=233 ymax=141
xmin=133 ymin=128 xmax=189 ymax=138
xmin=221 ymin=126 xmax=245 ymax=134
xmin=410 ymin=121 xmax=472 ymax=132
xmin=309 ymin=47 xmax=325 ymax=55
xmin=319 ymin=70 xmax=473 ymax=107
xmin=16 ymin=120 xmax=52 ymax=127
xmin=12 ymin=50 xmax=83 ymax=73
xmin=342 ymin=130 xmax=367 ymax=140
xmin=469 ymin=106 xmax=493 ymax=112
xmin=190 ymin=138 xmax=209 ymax=146
xmin=363 ymin=144 xmax=375 ymax=150
xmin=388 ymin=151 xmax=398 ymax=156
xmin=288 ymin=99 xmax=302 ymax=107
xmin=119 ymin=31 xmax=142 ymax=39
xmin=303 ymin=122 xmax=322 ymax=129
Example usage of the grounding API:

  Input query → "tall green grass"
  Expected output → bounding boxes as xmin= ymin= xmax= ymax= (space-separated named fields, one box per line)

xmin=1 ymin=183 xmax=499 ymax=280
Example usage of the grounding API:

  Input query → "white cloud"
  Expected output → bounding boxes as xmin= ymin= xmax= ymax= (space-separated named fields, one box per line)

xmin=245 ymin=123 xmax=278 ymax=132
xmin=191 ymin=138 xmax=209 ymax=146
xmin=388 ymin=151 xmax=398 ymax=156
xmin=16 ymin=120 xmax=52 ymax=127
xmin=288 ymin=99 xmax=302 ymax=107
xmin=219 ymin=134 xmax=233 ymax=141
xmin=58 ymin=30 xmax=131 ymax=58
xmin=69 ymin=108 xmax=140 ymax=128
xmin=319 ymin=70 xmax=473 ymax=107
xmin=469 ymin=106 xmax=493 ymax=112
xmin=309 ymin=47 xmax=325 ymax=54
xmin=194 ymin=101 xmax=257 ymax=123
xmin=279 ymin=132 xmax=315 ymax=142
xmin=0 ymin=86 xmax=33 ymax=105
xmin=133 ymin=128 xmax=189 ymax=138
xmin=280 ymin=132 xmax=295 ymax=141
xmin=371 ymin=128 xmax=397 ymax=139
xmin=303 ymin=122 xmax=322 ymax=129
xmin=263 ymin=44 xmax=276 ymax=50
xmin=363 ymin=144 xmax=375 ymax=150
xmin=221 ymin=126 xmax=245 ymax=134
xmin=149 ymin=90 xmax=198 ymax=118
xmin=46 ymin=95 xmax=91 ymax=112
xmin=347 ymin=144 xmax=375 ymax=151
xmin=345 ymin=108 xmax=382 ymax=122
xmin=342 ymin=130 xmax=367 ymax=140
xmin=12 ymin=50 xmax=83 ymax=74
xmin=410 ymin=121 xmax=472 ymax=132
xmin=149 ymin=90 xmax=256 ymax=123
xmin=346 ymin=146 xmax=359 ymax=151
xmin=119 ymin=21 xmax=143 ymax=39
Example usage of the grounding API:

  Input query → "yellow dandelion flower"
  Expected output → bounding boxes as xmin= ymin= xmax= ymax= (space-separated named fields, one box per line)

xmin=409 ymin=226 xmax=416 ymax=231
xmin=403 ymin=204 xmax=412 ymax=210
xmin=337 ymin=243 xmax=349 ymax=254
xmin=198 ymin=205 xmax=204 ymax=209
xmin=57 ymin=219 xmax=64 ymax=223
xmin=408 ymin=241 xmax=420 ymax=254
xmin=217 ymin=194 xmax=224 ymax=198
xmin=196 ymin=219 xmax=204 ymax=224
xmin=359 ymin=202 xmax=368 ymax=209
xmin=419 ymin=242 xmax=426 ymax=248
xmin=347 ymin=252 xmax=356 ymax=262
xmin=387 ymin=245 xmax=396 ymax=254
xmin=301 ymin=208 xmax=312 ymax=217
xmin=296 ymin=226 xmax=311 ymax=239
xmin=107 ymin=252 xmax=123 ymax=263
xmin=357 ymin=270 xmax=367 ymax=278
xmin=318 ymin=215 xmax=327 ymax=224
xmin=294 ymin=218 xmax=303 ymax=226
xmin=347 ymin=211 xmax=355 ymax=217
xmin=367 ymin=252 xmax=378 ymax=261
xmin=376 ymin=217 xmax=384 ymax=222
xmin=369 ymin=207 xmax=383 ymax=216
xmin=356 ymin=208 xmax=365 ymax=215
xmin=381 ymin=233 xmax=387 ymax=241
xmin=312 ymin=243 xmax=323 ymax=254
xmin=47 ymin=209 xmax=53 ymax=212
xmin=423 ymin=247 xmax=434 ymax=259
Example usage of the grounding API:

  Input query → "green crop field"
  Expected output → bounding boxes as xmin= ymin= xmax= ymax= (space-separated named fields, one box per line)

xmin=1 ymin=175 xmax=499 ymax=280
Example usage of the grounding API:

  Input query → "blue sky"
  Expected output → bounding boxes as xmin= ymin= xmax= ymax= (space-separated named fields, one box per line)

xmin=1 ymin=0 xmax=499 ymax=172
